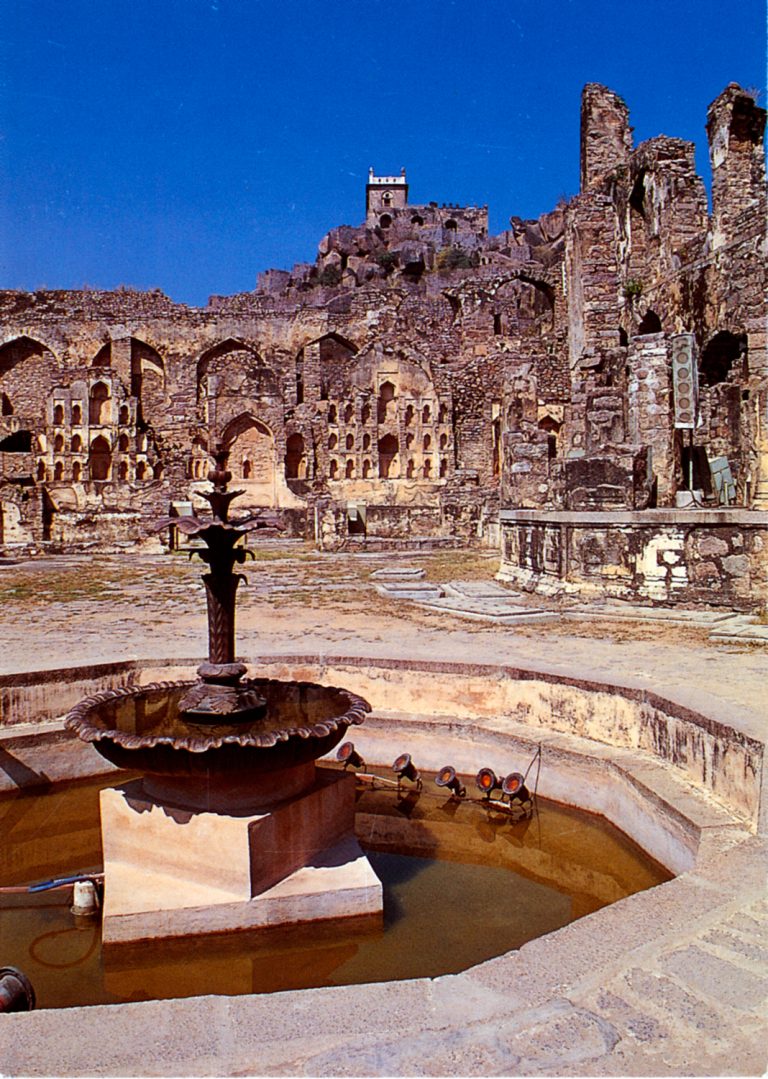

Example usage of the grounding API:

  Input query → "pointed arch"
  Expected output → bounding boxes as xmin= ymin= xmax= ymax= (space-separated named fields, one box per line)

xmin=0 ymin=338 xmax=59 ymax=427
xmin=130 ymin=338 xmax=166 ymax=422
xmin=297 ymin=333 xmax=359 ymax=402
xmin=197 ymin=338 xmax=277 ymax=402
xmin=197 ymin=338 xmax=259 ymax=387
xmin=0 ymin=335 xmax=60 ymax=378
xmin=221 ymin=413 xmax=276 ymax=496
xmin=89 ymin=435 xmax=112 ymax=481
xmin=91 ymin=342 xmax=112 ymax=367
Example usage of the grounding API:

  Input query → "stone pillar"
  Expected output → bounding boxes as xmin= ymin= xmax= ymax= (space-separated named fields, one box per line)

xmin=626 ymin=333 xmax=675 ymax=504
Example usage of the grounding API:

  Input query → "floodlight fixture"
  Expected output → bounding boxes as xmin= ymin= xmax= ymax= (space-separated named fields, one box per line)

xmin=336 ymin=741 xmax=366 ymax=771
xmin=435 ymin=765 xmax=466 ymax=798
xmin=502 ymin=771 xmax=530 ymax=802
xmin=476 ymin=767 xmax=503 ymax=799
xmin=393 ymin=752 xmax=422 ymax=790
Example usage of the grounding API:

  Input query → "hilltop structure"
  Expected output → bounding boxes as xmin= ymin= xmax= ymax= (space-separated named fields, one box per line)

xmin=0 ymin=83 xmax=766 ymax=608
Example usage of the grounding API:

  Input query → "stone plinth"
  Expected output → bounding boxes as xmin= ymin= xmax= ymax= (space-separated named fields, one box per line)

xmin=100 ymin=767 xmax=382 ymax=944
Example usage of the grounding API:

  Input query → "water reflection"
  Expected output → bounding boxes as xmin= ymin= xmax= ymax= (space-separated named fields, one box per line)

xmin=0 ymin=772 xmax=671 ymax=1009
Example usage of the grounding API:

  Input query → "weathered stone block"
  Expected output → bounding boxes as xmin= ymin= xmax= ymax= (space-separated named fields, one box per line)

xmin=722 ymin=553 xmax=749 ymax=576
xmin=698 ymin=535 xmax=730 ymax=557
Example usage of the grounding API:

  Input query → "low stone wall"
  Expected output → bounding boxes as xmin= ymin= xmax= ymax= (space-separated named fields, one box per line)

xmin=0 ymin=660 xmax=147 ymax=729
xmin=251 ymin=656 xmax=764 ymax=832
xmin=1 ymin=654 xmax=763 ymax=833
xmin=498 ymin=508 xmax=768 ymax=609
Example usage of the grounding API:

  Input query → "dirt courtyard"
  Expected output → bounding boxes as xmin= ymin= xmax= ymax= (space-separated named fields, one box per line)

xmin=1 ymin=541 xmax=765 ymax=741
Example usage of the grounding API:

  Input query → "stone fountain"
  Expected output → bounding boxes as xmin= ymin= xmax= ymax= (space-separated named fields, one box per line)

xmin=66 ymin=445 xmax=382 ymax=944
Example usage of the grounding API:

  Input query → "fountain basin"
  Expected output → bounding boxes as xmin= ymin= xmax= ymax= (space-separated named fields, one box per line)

xmin=64 ymin=678 xmax=380 ymax=942
xmin=65 ymin=679 xmax=370 ymax=806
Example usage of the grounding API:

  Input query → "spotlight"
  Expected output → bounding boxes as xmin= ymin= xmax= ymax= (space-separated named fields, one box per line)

xmin=435 ymin=765 xmax=466 ymax=798
xmin=475 ymin=767 xmax=503 ymax=799
xmin=336 ymin=741 xmax=366 ymax=771
xmin=392 ymin=752 xmax=422 ymax=790
xmin=502 ymin=772 xmax=531 ymax=801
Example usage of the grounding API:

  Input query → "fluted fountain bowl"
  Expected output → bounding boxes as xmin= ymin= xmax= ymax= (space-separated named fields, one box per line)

xmin=65 ymin=679 xmax=371 ymax=811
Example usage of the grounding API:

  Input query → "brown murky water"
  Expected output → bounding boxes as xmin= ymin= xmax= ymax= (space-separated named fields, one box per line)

xmin=0 ymin=773 xmax=671 ymax=1009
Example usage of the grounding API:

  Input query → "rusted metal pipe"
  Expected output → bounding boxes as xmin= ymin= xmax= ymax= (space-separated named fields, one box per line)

xmin=0 ymin=967 xmax=35 ymax=1012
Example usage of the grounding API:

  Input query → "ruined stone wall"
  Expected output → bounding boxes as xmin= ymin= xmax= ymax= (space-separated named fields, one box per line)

xmin=1 ymin=80 xmax=765 ymax=604
xmin=0 ymin=270 xmax=526 ymax=547
xmin=498 ymin=80 xmax=767 ymax=606
xmin=499 ymin=509 xmax=768 ymax=611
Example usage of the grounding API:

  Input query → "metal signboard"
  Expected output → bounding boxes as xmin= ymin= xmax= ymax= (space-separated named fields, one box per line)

xmin=671 ymin=333 xmax=699 ymax=429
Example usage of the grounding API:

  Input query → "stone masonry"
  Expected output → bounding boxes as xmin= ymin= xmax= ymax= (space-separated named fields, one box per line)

xmin=0 ymin=83 xmax=765 ymax=607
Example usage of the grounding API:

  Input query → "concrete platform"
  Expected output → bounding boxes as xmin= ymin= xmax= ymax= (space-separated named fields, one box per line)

xmin=102 ymin=833 xmax=382 ymax=944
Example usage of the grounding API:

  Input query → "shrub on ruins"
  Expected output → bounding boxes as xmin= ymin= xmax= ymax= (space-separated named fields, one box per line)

xmin=435 ymin=246 xmax=479 ymax=271
xmin=375 ymin=251 xmax=399 ymax=274
xmin=318 ymin=265 xmax=342 ymax=287
xmin=623 ymin=279 xmax=643 ymax=299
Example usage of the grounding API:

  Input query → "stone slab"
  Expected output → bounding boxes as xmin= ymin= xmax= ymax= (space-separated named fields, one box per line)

xmin=101 ymin=767 xmax=357 ymax=907
xmin=102 ymin=834 xmax=382 ymax=944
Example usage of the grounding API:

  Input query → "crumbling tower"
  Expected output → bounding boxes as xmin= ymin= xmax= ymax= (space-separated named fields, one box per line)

xmin=580 ymin=83 xmax=633 ymax=191
xmin=706 ymin=83 xmax=767 ymax=251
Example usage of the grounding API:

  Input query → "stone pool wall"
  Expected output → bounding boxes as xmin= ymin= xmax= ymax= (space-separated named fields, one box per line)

xmin=0 ymin=654 xmax=763 ymax=838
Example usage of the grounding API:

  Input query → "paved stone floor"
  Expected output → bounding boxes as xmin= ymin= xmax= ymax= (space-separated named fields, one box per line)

xmin=0 ymin=542 xmax=766 ymax=1076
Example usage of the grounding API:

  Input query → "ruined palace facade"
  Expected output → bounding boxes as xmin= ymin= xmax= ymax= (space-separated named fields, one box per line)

xmin=0 ymin=83 xmax=766 ymax=607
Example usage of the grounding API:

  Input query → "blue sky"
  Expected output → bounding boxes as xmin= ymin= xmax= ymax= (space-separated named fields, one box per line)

xmin=0 ymin=0 xmax=765 ymax=305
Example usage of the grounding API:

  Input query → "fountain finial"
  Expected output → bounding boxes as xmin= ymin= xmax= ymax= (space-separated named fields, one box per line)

xmin=174 ymin=441 xmax=266 ymax=718
xmin=154 ymin=440 xmax=284 ymax=716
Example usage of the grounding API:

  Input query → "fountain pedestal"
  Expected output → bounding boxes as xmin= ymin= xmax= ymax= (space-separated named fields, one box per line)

xmin=100 ymin=768 xmax=382 ymax=945
xmin=66 ymin=443 xmax=382 ymax=946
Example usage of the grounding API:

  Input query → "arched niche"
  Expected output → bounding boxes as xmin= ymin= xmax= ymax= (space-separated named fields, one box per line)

xmin=89 ymin=381 xmax=111 ymax=425
xmin=285 ymin=433 xmax=307 ymax=479
xmin=538 ymin=415 xmax=563 ymax=461
xmin=378 ymin=433 xmax=399 ymax=478
xmin=197 ymin=339 xmax=278 ymax=403
xmin=89 ymin=435 xmax=112 ymax=481
xmin=222 ymin=414 xmax=277 ymax=504
xmin=0 ymin=337 xmax=58 ymax=424
xmin=377 ymin=381 xmax=396 ymax=424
